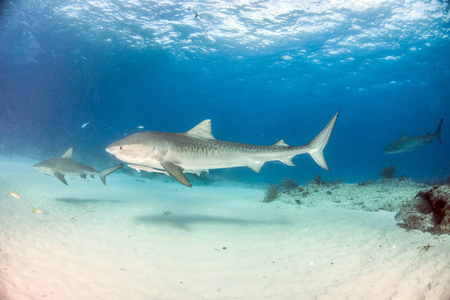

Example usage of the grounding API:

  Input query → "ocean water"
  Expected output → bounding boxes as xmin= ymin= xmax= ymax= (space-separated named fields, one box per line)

xmin=1 ymin=0 xmax=449 ymax=185
xmin=1 ymin=2 xmax=450 ymax=299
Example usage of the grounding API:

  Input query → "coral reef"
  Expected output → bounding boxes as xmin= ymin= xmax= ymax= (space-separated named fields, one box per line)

xmin=265 ymin=177 xmax=430 ymax=213
xmin=278 ymin=177 xmax=299 ymax=192
xmin=396 ymin=185 xmax=450 ymax=234
xmin=380 ymin=166 xmax=396 ymax=179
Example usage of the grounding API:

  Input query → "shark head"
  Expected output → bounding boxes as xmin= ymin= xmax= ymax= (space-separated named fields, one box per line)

xmin=33 ymin=160 xmax=56 ymax=176
xmin=106 ymin=132 xmax=167 ymax=167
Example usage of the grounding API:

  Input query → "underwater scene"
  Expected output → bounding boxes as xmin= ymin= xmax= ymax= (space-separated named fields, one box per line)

xmin=1 ymin=0 xmax=450 ymax=299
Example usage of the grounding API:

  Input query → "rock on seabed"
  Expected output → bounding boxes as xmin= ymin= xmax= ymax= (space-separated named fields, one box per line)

xmin=396 ymin=185 xmax=450 ymax=234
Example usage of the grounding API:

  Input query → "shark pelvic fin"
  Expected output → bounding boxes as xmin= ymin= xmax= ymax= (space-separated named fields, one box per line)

xmin=54 ymin=172 xmax=68 ymax=185
xmin=184 ymin=120 xmax=215 ymax=139
xmin=160 ymin=161 xmax=192 ymax=187
xmin=61 ymin=147 xmax=73 ymax=159
xmin=247 ymin=161 xmax=264 ymax=173
xmin=281 ymin=157 xmax=295 ymax=166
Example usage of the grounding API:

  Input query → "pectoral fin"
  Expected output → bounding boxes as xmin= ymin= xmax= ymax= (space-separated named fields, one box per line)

xmin=160 ymin=161 xmax=192 ymax=187
xmin=54 ymin=172 xmax=68 ymax=185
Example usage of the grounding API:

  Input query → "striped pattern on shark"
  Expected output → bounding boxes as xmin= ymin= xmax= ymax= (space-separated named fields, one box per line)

xmin=106 ymin=112 xmax=340 ymax=187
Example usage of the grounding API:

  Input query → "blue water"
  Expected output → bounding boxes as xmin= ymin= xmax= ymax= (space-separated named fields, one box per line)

xmin=1 ymin=0 xmax=449 ymax=185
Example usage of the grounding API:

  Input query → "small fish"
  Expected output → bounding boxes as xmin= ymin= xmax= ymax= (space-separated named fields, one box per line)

xmin=8 ymin=190 xmax=22 ymax=199
xmin=137 ymin=125 xmax=144 ymax=129
xmin=163 ymin=211 xmax=172 ymax=215
xmin=81 ymin=122 xmax=90 ymax=129
xmin=31 ymin=207 xmax=45 ymax=215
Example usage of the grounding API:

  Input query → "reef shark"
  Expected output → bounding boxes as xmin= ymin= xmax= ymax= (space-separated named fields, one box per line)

xmin=382 ymin=119 xmax=443 ymax=154
xmin=105 ymin=112 xmax=339 ymax=187
xmin=34 ymin=148 xmax=123 ymax=185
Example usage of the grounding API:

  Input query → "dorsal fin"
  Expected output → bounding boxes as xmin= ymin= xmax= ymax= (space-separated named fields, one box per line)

xmin=273 ymin=139 xmax=290 ymax=147
xmin=400 ymin=131 xmax=408 ymax=138
xmin=61 ymin=147 xmax=73 ymax=159
xmin=184 ymin=120 xmax=215 ymax=139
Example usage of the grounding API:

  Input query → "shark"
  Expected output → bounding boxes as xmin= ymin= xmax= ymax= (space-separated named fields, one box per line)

xmin=105 ymin=112 xmax=339 ymax=187
xmin=382 ymin=118 xmax=444 ymax=154
xmin=34 ymin=147 xmax=123 ymax=185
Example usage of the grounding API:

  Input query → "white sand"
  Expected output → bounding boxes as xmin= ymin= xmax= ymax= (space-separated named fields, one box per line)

xmin=1 ymin=156 xmax=449 ymax=300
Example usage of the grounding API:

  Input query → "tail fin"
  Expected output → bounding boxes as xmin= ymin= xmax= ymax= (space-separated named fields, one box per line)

xmin=306 ymin=112 xmax=340 ymax=171
xmin=434 ymin=118 xmax=443 ymax=143
xmin=99 ymin=164 xmax=123 ymax=185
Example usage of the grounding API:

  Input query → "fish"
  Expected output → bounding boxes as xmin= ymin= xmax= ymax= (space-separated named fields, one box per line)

xmin=106 ymin=112 xmax=339 ymax=187
xmin=31 ymin=207 xmax=45 ymax=215
xmin=191 ymin=8 xmax=214 ymax=20
xmin=128 ymin=164 xmax=207 ymax=176
xmin=128 ymin=164 xmax=169 ymax=175
xmin=8 ymin=190 xmax=22 ymax=199
xmin=81 ymin=122 xmax=90 ymax=129
xmin=33 ymin=147 xmax=123 ymax=185
xmin=382 ymin=119 xmax=443 ymax=154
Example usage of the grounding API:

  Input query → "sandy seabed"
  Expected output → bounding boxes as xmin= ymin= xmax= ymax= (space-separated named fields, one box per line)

xmin=1 ymin=155 xmax=449 ymax=300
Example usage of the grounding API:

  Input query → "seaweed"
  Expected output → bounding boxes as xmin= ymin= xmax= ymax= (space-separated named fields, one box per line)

xmin=380 ymin=166 xmax=396 ymax=179
xmin=263 ymin=184 xmax=279 ymax=203
xmin=279 ymin=177 xmax=299 ymax=192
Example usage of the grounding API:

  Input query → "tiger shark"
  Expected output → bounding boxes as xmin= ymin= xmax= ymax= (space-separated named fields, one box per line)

xmin=382 ymin=118 xmax=443 ymax=154
xmin=33 ymin=148 xmax=123 ymax=185
xmin=105 ymin=112 xmax=339 ymax=187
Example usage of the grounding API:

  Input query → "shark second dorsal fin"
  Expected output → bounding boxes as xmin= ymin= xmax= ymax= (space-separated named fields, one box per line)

xmin=273 ymin=140 xmax=290 ymax=147
xmin=184 ymin=120 xmax=215 ymax=139
xmin=61 ymin=147 xmax=73 ymax=159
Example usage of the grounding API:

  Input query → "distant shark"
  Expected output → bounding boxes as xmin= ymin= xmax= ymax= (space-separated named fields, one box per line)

xmin=34 ymin=148 xmax=123 ymax=185
xmin=382 ymin=119 xmax=444 ymax=154
xmin=106 ymin=112 xmax=340 ymax=187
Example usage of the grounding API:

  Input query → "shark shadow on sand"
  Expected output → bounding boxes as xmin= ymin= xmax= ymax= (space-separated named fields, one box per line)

xmin=134 ymin=214 xmax=290 ymax=230
xmin=55 ymin=197 xmax=124 ymax=205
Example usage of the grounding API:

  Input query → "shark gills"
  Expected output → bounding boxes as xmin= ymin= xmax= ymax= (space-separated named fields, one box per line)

xmin=106 ymin=112 xmax=340 ymax=187
xmin=34 ymin=148 xmax=123 ymax=185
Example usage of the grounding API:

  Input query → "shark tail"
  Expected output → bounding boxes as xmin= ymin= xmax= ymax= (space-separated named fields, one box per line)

xmin=305 ymin=112 xmax=340 ymax=171
xmin=434 ymin=118 xmax=443 ymax=143
xmin=98 ymin=164 xmax=123 ymax=185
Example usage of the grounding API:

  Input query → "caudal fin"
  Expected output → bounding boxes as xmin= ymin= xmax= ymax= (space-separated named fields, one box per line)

xmin=99 ymin=164 xmax=123 ymax=185
xmin=434 ymin=118 xmax=443 ymax=143
xmin=306 ymin=112 xmax=340 ymax=171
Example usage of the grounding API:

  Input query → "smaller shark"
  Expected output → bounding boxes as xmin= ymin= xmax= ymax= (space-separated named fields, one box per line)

xmin=34 ymin=147 xmax=123 ymax=185
xmin=382 ymin=119 xmax=443 ymax=154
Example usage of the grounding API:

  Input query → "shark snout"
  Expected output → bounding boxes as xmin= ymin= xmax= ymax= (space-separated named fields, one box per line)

xmin=105 ymin=144 xmax=119 ymax=155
